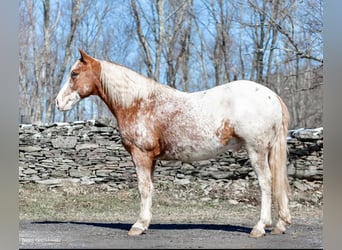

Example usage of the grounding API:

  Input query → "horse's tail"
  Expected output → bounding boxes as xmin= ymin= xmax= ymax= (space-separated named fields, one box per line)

xmin=269 ymin=96 xmax=291 ymax=224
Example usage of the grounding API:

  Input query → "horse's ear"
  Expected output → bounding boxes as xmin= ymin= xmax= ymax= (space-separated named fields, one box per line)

xmin=79 ymin=49 xmax=93 ymax=64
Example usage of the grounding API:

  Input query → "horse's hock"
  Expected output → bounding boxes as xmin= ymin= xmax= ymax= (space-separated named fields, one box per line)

xmin=19 ymin=120 xmax=323 ymax=189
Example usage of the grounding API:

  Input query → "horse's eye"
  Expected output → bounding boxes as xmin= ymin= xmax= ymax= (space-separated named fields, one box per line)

xmin=71 ymin=72 xmax=78 ymax=79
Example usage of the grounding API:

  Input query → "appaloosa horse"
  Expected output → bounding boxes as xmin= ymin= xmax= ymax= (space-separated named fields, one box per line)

xmin=56 ymin=49 xmax=291 ymax=237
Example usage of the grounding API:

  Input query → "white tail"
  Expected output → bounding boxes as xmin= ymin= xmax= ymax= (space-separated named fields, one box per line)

xmin=269 ymin=96 xmax=291 ymax=225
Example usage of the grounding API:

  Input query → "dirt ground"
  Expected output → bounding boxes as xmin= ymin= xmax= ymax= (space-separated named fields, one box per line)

xmin=19 ymin=217 xmax=322 ymax=249
xmin=19 ymin=182 xmax=323 ymax=249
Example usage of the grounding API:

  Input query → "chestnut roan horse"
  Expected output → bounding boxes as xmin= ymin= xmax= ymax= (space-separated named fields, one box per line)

xmin=56 ymin=49 xmax=291 ymax=238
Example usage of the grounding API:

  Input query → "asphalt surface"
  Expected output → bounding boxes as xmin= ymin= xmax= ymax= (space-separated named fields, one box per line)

xmin=19 ymin=219 xmax=322 ymax=249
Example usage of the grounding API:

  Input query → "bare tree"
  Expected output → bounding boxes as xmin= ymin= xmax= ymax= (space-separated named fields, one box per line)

xmin=130 ymin=0 xmax=194 ymax=89
xmin=131 ymin=0 xmax=155 ymax=79
xmin=208 ymin=0 xmax=233 ymax=85
xmin=42 ymin=0 xmax=61 ymax=122
xmin=19 ymin=0 xmax=322 ymax=128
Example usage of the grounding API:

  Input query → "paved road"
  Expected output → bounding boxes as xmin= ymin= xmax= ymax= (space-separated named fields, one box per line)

xmin=19 ymin=219 xmax=322 ymax=249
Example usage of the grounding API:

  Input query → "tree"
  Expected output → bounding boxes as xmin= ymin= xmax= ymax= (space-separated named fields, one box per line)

xmin=19 ymin=0 xmax=323 ymax=128
xmin=130 ymin=0 xmax=194 ymax=90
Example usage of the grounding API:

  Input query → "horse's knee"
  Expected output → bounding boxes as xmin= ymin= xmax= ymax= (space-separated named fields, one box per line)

xmin=138 ymin=182 xmax=153 ymax=198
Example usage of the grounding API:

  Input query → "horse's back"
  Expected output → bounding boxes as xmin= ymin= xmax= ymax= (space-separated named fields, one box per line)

xmin=225 ymin=80 xmax=282 ymax=117
xmin=217 ymin=80 xmax=280 ymax=105
xmin=192 ymin=80 xmax=283 ymax=144
xmin=196 ymin=80 xmax=282 ymax=121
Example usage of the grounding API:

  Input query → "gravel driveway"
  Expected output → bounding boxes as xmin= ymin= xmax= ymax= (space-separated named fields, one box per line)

xmin=19 ymin=180 xmax=323 ymax=249
xmin=19 ymin=216 xmax=322 ymax=249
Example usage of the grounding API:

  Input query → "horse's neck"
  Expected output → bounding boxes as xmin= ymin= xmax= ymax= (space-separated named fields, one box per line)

xmin=98 ymin=60 xmax=183 ymax=122
xmin=99 ymin=60 xmax=156 ymax=107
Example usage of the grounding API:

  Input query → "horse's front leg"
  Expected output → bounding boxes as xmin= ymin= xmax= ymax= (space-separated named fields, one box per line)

xmin=128 ymin=147 xmax=155 ymax=236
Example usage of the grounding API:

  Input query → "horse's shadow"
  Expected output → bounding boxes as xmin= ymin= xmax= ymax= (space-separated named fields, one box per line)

xmin=32 ymin=221 xmax=257 ymax=234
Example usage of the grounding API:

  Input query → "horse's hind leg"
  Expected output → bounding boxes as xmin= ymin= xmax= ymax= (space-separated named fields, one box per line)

xmin=128 ymin=148 xmax=155 ymax=236
xmin=247 ymin=147 xmax=272 ymax=238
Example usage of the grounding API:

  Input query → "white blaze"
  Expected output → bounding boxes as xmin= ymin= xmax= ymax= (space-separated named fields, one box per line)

xmin=55 ymin=79 xmax=81 ymax=111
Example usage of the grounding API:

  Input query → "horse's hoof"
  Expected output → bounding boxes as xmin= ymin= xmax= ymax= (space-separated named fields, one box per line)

xmin=128 ymin=227 xmax=145 ymax=236
xmin=249 ymin=228 xmax=266 ymax=238
xmin=271 ymin=227 xmax=286 ymax=235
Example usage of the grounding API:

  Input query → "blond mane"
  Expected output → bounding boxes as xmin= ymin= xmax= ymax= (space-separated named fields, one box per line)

xmin=100 ymin=60 xmax=159 ymax=107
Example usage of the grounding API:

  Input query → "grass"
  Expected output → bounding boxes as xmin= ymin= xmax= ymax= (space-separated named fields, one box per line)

xmin=19 ymin=182 xmax=323 ymax=225
xmin=19 ymin=182 xmax=257 ymax=224
xmin=19 ymin=183 xmax=140 ymax=222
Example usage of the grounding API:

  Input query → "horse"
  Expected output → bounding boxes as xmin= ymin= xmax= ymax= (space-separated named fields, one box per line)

xmin=56 ymin=49 xmax=291 ymax=238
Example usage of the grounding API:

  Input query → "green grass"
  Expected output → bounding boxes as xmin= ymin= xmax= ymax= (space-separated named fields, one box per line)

xmin=19 ymin=182 xmax=254 ymax=223
xmin=19 ymin=183 xmax=140 ymax=222
xmin=19 ymin=182 xmax=322 ymax=224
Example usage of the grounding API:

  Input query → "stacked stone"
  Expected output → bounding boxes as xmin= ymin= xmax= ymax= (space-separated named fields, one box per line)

xmin=19 ymin=120 xmax=323 ymax=188
xmin=287 ymin=127 xmax=323 ymax=181
xmin=19 ymin=120 xmax=136 ymax=188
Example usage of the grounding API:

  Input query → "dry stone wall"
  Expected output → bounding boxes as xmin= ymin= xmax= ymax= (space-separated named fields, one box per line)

xmin=19 ymin=120 xmax=323 ymax=188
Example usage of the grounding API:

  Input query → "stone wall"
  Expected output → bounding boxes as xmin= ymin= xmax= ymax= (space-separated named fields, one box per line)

xmin=19 ymin=120 xmax=323 ymax=188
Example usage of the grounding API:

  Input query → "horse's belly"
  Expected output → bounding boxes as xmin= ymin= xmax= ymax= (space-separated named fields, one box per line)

xmin=159 ymin=136 xmax=242 ymax=162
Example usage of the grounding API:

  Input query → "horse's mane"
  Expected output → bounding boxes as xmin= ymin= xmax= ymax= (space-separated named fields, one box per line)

xmin=100 ymin=60 xmax=160 ymax=107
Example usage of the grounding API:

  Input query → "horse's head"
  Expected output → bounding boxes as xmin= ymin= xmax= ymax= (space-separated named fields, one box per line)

xmin=56 ymin=49 xmax=101 ymax=111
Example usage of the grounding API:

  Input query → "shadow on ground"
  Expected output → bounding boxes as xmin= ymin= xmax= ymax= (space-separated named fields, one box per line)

xmin=32 ymin=220 xmax=259 ymax=234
